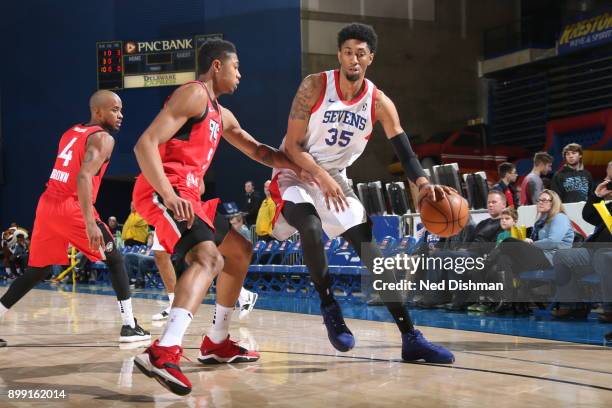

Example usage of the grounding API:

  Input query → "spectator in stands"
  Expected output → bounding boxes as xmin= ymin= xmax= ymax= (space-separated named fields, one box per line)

xmin=496 ymin=207 xmax=518 ymax=245
xmin=603 ymin=160 xmax=612 ymax=200
xmin=8 ymin=232 xmax=29 ymax=278
xmin=121 ymin=202 xmax=149 ymax=247
xmin=520 ymin=152 xmax=553 ymax=205
xmin=492 ymin=162 xmax=519 ymax=208
xmin=243 ymin=180 xmax=262 ymax=226
xmin=125 ymin=232 xmax=155 ymax=289
xmin=499 ymin=189 xmax=574 ymax=274
xmin=552 ymin=178 xmax=612 ymax=321
xmin=491 ymin=190 xmax=573 ymax=314
xmin=2 ymin=226 xmax=29 ymax=279
xmin=551 ymin=143 xmax=593 ymax=203
xmin=471 ymin=190 xmax=507 ymax=247
xmin=255 ymin=180 xmax=276 ymax=241
xmin=108 ymin=216 xmax=119 ymax=235
xmin=230 ymin=214 xmax=251 ymax=242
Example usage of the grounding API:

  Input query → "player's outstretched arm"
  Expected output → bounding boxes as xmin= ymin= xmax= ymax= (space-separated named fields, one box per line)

xmin=377 ymin=91 xmax=454 ymax=202
xmin=283 ymin=74 xmax=349 ymax=212
xmin=77 ymin=132 xmax=114 ymax=250
xmin=133 ymin=83 xmax=205 ymax=227
xmin=220 ymin=107 xmax=304 ymax=175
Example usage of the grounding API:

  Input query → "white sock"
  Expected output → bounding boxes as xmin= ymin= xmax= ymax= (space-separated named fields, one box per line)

xmin=159 ymin=308 xmax=193 ymax=347
xmin=0 ymin=301 xmax=8 ymax=318
xmin=209 ymin=304 xmax=234 ymax=344
xmin=167 ymin=293 xmax=175 ymax=309
xmin=238 ymin=287 xmax=250 ymax=306
xmin=117 ymin=298 xmax=135 ymax=328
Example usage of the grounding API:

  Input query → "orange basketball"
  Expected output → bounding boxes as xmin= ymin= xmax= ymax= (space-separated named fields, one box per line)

xmin=419 ymin=191 xmax=469 ymax=237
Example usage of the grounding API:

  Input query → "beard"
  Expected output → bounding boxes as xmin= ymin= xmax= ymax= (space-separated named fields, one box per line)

xmin=344 ymin=72 xmax=360 ymax=82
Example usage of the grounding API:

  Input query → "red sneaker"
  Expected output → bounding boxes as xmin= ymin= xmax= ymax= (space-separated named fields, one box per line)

xmin=134 ymin=339 xmax=192 ymax=395
xmin=198 ymin=335 xmax=260 ymax=364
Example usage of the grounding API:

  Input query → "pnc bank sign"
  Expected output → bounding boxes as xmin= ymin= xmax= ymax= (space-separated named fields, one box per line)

xmin=125 ymin=39 xmax=194 ymax=54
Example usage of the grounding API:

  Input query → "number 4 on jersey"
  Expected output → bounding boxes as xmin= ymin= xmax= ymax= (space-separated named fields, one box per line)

xmin=58 ymin=137 xmax=78 ymax=166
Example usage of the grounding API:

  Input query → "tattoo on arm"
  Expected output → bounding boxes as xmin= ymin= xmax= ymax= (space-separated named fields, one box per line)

xmin=289 ymin=77 xmax=316 ymax=121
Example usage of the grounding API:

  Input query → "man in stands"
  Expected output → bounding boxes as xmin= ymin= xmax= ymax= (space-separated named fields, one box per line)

xmin=491 ymin=162 xmax=519 ymax=208
xmin=520 ymin=152 xmax=553 ymax=205
xmin=551 ymin=143 xmax=593 ymax=203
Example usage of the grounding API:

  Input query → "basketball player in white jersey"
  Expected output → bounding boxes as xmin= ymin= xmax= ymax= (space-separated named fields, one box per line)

xmin=270 ymin=23 xmax=454 ymax=363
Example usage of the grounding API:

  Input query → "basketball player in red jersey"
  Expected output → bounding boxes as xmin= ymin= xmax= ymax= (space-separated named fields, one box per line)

xmin=271 ymin=23 xmax=455 ymax=363
xmin=0 ymin=90 xmax=150 ymax=343
xmin=132 ymin=39 xmax=310 ymax=395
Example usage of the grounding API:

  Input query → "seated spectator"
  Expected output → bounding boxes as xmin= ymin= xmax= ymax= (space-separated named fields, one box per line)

xmin=469 ymin=190 xmax=507 ymax=253
xmin=108 ymin=216 xmax=119 ymax=235
xmin=551 ymin=143 xmax=593 ymax=203
xmin=552 ymin=178 xmax=612 ymax=320
xmin=2 ymin=226 xmax=29 ymax=278
xmin=124 ymin=232 xmax=155 ymax=289
xmin=121 ymin=202 xmax=149 ymax=247
xmin=255 ymin=180 xmax=276 ymax=241
xmin=230 ymin=214 xmax=251 ymax=242
xmin=491 ymin=162 xmax=519 ymax=208
xmin=496 ymin=207 xmax=518 ymax=245
xmin=603 ymin=160 xmax=612 ymax=200
xmin=242 ymin=180 xmax=262 ymax=226
xmin=498 ymin=189 xmax=574 ymax=281
xmin=520 ymin=152 xmax=553 ymax=205
xmin=8 ymin=233 xmax=29 ymax=278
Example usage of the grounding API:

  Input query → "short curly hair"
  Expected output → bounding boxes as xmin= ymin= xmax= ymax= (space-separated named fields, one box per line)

xmin=337 ymin=23 xmax=378 ymax=53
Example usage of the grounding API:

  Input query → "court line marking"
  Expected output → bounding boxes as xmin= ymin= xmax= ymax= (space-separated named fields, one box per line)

xmin=4 ymin=344 xmax=611 ymax=392
xmin=459 ymin=350 xmax=612 ymax=375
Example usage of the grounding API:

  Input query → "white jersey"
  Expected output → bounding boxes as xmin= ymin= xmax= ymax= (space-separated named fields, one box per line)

xmin=302 ymin=69 xmax=376 ymax=172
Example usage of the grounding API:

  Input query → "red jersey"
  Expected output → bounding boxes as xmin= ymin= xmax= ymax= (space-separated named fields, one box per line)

xmin=45 ymin=124 xmax=109 ymax=203
xmin=137 ymin=81 xmax=223 ymax=199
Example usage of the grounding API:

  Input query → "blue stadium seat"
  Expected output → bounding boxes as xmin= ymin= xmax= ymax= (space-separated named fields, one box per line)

xmin=519 ymin=269 xmax=556 ymax=281
xmin=379 ymin=235 xmax=399 ymax=257
xmin=328 ymin=239 xmax=360 ymax=266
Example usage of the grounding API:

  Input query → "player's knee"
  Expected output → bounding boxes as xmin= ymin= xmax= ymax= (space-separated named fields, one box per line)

xmin=190 ymin=244 xmax=224 ymax=275
xmin=299 ymin=218 xmax=324 ymax=244
xmin=104 ymin=249 xmax=123 ymax=268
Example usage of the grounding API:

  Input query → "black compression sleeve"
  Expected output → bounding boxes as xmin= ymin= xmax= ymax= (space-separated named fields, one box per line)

xmin=390 ymin=132 xmax=428 ymax=183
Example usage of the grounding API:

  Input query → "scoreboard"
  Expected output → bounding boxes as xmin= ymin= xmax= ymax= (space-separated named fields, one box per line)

xmin=97 ymin=34 xmax=222 ymax=90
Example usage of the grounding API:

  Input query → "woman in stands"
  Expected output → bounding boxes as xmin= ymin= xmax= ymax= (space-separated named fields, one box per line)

xmin=495 ymin=190 xmax=574 ymax=310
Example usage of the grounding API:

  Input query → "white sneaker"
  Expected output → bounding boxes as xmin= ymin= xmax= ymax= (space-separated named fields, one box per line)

xmin=238 ymin=291 xmax=258 ymax=320
xmin=152 ymin=307 xmax=170 ymax=321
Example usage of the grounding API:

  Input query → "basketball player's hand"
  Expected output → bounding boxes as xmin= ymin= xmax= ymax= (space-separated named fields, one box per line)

xmin=317 ymin=172 xmax=349 ymax=212
xmin=86 ymin=221 xmax=104 ymax=252
xmin=418 ymin=183 xmax=457 ymax=203
xmin=165 ymin=193 xmax=195 ymax=229
xmin=297 ymin=168 xmax=318 ymax=186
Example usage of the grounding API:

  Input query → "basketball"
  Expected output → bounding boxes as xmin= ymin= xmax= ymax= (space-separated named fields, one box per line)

xmin=419 ymin=191 xmax=469 ymax=237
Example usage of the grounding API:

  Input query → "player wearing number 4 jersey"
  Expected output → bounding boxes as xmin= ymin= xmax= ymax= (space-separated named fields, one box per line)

xmin=271 ymin=23 xmax=455 ymax=363
xmin=0 ymin=91 xmax=150 ymax=344
xmin=132 ymin=39 xmax=310 ymax=396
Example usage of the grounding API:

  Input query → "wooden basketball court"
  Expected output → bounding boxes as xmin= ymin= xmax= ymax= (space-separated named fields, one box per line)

xmin=0 ymin=288 xmax=610 ymax=407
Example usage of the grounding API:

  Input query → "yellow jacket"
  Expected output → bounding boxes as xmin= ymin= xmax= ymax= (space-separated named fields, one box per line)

xmin=255 ymin=197 xmax=276 ymax=236
xmin=121 ymin=212 xmax=149 ymax=244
